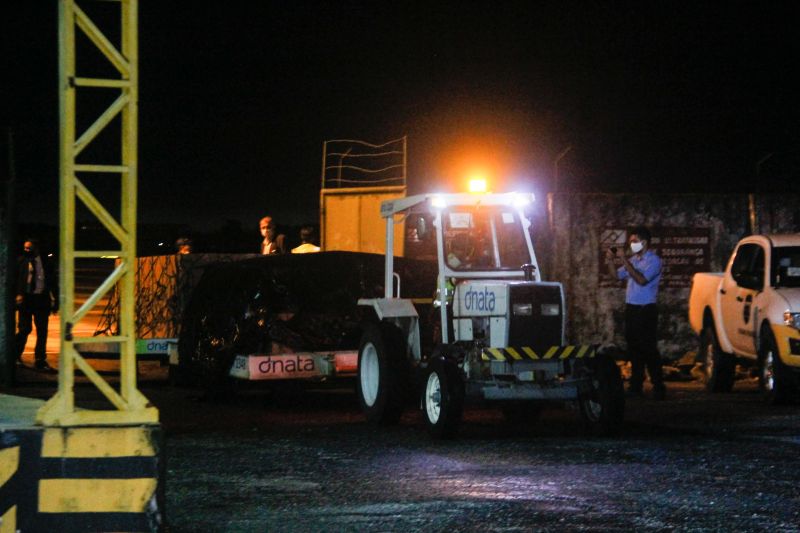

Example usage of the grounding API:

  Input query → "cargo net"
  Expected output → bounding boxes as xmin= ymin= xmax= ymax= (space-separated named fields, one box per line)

xmin=175 ymin=252 xmax=438 ymax=390
xmin=94 ymin=254 xmax=259 ymax=339
xmin=321 ymin=137 xmax=406 ymax=189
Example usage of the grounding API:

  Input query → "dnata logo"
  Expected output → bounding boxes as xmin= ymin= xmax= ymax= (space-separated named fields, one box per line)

xmin=464 ymin=287 xmax=497 ymax=312
xmin=259 ymin=355 xmax=315 ymax=374
xmin=146 ymin=341 xmax=168 ymax=352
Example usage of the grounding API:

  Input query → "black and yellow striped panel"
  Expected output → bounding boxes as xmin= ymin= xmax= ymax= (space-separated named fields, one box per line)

xmin=36 ymin=426 xmax=163 ymax=531
xmin=1 ymin=429 xmax=44 ymax=533
xmin=0 ymin=439 xmax=20 ymax=533
xmin=482 ymin=345 xmax=596 ymax=362
xmin=0 ymin=426 xmax=163 ymax=532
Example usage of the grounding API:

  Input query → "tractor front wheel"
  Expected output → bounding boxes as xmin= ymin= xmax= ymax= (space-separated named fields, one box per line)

xmin=422 ymin=358 xmax=464 ymax=439
xmin=578 ymin=354 xmax=625 ymax=436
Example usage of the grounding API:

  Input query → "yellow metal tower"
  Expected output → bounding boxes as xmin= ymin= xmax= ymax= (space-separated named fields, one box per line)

xmin=0 ymin=4 xmax=162 ymax=528
xmin=37 ymin=0 xmax=157 ymax=425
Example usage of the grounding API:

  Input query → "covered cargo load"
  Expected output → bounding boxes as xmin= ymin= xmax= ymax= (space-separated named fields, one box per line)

xmin=176 ymin=251 xmax=437 ymax=392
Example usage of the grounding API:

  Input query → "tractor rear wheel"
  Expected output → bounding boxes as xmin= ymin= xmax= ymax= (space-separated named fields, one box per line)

xmin=357 ymin=323 xmax=409 ymax=425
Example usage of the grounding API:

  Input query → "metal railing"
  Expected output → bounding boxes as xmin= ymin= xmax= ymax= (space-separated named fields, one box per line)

xmin=321 ymin=136 xmax=407 ymax=189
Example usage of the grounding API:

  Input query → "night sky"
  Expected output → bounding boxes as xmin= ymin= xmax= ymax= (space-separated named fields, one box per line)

xmin=6 ymin=1 xmax=800 ymax=233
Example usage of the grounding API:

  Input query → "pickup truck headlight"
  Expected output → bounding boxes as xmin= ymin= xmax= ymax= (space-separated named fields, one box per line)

xmin=783 ymin=311 xmax=800 ymax=329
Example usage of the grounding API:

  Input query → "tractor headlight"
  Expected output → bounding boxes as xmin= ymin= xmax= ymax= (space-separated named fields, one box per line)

xmin=513 ymin=303 xmax=533 ymax=316
xmin=431 ymin=196 xmax=447 ymax=209
xmin=541 ymin=303 xmax=560 ymax=316
xmin=784 ymin=310 xmax=800 ymax=329
xmin=512 ymin=193 xmax=533 ymax=207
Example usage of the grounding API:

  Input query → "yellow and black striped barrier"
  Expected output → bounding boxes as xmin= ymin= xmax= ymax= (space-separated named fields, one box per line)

xmin=0 ymin=425 xmax=163 ymax=532
xmin=482 ymin=345 xmax=596 ymax=362
xmin=0 ymin=439 xmax=21 ymax=532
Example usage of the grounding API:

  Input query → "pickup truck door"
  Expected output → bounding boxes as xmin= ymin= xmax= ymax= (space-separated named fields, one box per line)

xmin=720 ymin=243 xmax=764 ymax=357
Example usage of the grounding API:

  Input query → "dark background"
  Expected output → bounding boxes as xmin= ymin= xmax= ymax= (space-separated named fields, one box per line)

xmin=4 ymin=1 xmax=800 ymax=251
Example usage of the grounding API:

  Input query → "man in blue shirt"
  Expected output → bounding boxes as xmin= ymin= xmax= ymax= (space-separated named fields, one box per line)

xmin=605 ymin=226 xmax=665 ymax=400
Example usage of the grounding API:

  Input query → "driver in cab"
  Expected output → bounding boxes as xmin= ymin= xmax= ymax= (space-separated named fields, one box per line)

xmin=447 ymin=231 xmax=492 ymax=269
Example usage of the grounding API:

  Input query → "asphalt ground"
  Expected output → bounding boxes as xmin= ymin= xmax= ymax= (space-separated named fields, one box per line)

xmin=9 ymin=375 xmax=800 ymax=532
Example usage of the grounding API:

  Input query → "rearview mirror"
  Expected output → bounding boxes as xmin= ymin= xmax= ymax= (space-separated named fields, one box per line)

xmin=416 ymin=217 xmax=428 ymax=240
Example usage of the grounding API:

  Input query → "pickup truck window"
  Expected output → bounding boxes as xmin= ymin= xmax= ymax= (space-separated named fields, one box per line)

xmin=730 ymin=243 xmax=764 ymax=290
xmin=773 ymin=246 xmax=800 ymax=288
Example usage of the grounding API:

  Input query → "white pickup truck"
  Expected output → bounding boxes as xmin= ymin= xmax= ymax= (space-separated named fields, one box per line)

xmin=688 ymin=234 xmax=800 ymax=402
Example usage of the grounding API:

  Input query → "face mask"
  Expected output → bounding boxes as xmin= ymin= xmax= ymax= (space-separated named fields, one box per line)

xmin=23 ymin=250 xmax=34 ymax=258
xmin=630 ymin=242 xmax=644 ymax=254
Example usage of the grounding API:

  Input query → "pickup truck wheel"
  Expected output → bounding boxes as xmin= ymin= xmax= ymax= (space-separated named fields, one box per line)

xmin=422 ymin=359 xmax=464 ymax=439
xmin=357 ymin=323 xmax=408 ymax=425
xmin=758 ymin=335 xmax=777 ymax=401
xmin=578 ymin=354 xmax=625 ymax=436
xmin=701 ymin=326 xmax=735 ymax=393
xmin=760 ymin=330 xmax=798 ymax=405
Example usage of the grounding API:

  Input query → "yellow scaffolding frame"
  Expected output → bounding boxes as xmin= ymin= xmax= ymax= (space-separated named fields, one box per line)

xmin=37 ymin=0 xmax=157 ymax=426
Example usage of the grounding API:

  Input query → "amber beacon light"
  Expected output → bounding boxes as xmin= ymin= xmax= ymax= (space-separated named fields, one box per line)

xmin=468 ymin=178 xmax=488 ymax=193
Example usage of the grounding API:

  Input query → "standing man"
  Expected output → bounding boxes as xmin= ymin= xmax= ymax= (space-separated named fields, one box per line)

xmin=175 ymin=237 xmax=193 ymax=255
xmin=291 ymin=226 xmax=320 ymax=254
xmin=605 ymin=226 xmax=665 ymax=400
xmin=259 ymin=216 xmax=287 ymax=255
xmin=16 ymin=239 xmax=58 ymax=371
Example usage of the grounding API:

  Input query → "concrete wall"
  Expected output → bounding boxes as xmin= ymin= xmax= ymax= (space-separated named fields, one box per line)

xmin=535 ymin=193 xmax=800 ymax=359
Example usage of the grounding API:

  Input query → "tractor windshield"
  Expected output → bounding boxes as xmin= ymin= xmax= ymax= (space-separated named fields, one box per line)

xmin=442 ymin=206 xmax=531 ymax=271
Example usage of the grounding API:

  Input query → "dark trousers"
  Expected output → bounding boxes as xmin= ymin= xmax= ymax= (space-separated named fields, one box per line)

xmin=624 ymin=303 xmax=663 ymax=390
xmin=16 ymin=293 xmax=51 ymax=363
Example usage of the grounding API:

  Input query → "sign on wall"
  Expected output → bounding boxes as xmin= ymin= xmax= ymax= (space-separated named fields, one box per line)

xmin=599 ymin=227 xmax=711 ymax=288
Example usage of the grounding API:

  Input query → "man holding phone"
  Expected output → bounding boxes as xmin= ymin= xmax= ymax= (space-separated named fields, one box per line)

xmin=605 ymin=226 xmax=665 ymax=400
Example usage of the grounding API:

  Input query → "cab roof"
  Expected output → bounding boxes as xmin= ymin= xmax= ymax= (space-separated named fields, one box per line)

xmin=379 ymin=192 xmax=535 ymax=218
